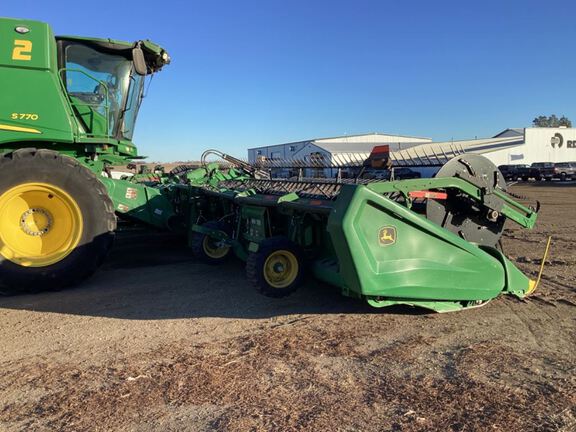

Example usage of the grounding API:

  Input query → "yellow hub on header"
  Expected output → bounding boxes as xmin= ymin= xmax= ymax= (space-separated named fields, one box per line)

xmin=263 ymin=250 xmax=298 ymax=288
xmin=202 ymin=235 xmax=230 ymax=259
xmin=0 ymin=183 xmax=83 ymax=267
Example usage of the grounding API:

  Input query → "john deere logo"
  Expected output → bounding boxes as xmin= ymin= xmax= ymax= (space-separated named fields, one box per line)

xmin=378 ymin=226 xmax=397 ymax=246
xmin=551 ymin=133 xmax=563 ymax=148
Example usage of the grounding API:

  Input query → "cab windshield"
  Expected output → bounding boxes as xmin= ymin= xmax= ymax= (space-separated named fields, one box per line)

xmin=62 ymin=42 xmax=143 ymax=140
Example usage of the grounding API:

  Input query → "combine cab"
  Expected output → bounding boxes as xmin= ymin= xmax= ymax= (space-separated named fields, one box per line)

xmin=0 ymin=18 xmax=171 ymax=291
xmin=0 ymin=18 xmax=542 ymax=312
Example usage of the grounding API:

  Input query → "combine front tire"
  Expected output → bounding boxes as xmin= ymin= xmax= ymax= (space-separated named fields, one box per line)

xmin=0 ymin=149 xmax=116 ymax=294
xmin=246 ymin=236 xmax=304 ymax=298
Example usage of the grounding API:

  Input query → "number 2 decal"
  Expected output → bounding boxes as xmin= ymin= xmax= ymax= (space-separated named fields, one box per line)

xmin=12 ymin=40 xmax=32 ymax=61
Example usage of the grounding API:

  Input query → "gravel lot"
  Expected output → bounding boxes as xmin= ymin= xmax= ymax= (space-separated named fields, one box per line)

xmin=1 ymin=183 xmax=575 ymax=432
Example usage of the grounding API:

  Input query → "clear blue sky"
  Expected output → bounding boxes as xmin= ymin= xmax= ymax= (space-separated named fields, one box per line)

xmin=5 ymin=0 xmax=576 ymax=161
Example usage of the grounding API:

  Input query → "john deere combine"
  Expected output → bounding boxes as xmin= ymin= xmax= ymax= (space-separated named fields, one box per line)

xmin=0 ymin=17 xmax=540 ymax=311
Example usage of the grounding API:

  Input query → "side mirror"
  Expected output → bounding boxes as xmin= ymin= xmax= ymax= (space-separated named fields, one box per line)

xmin=132 ymin=47 xmax=147 ymax=75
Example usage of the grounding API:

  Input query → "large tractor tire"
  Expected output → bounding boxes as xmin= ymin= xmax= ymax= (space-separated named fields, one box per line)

xmin=0 ymin=148 xmax=116 ymax=294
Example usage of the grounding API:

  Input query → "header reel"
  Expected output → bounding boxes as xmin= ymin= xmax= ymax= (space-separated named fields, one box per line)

xmin=426 ymin=154 xmax=510 ymax=247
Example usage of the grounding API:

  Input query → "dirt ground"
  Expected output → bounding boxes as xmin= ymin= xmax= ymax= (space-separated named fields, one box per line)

xmin=1 ymin=183 xmax=575 ymax=432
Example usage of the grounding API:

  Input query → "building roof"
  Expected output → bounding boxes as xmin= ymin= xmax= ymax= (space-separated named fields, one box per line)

xmin=493 ymin=128 xmax=525 ymax=138
xmin=313 ymin=132 xmax=431 ymax=142
xmin=248 ymin=132 xmax=431 ymax=151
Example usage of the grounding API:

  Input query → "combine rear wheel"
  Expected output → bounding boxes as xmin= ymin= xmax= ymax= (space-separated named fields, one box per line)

xmin=191 ymin=220 xmax=232 ymax=264
xmin=0 ymin=149 xmax=116 ymax=294
xmin=246 ymin=236 xmax=304 ymax=298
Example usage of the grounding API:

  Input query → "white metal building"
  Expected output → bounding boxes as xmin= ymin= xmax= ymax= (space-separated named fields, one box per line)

xmin=248 ymin=133 xmax=432 ymax=177
xmin=248 ymin=128 xmax=576 ymax=178
xmin=390 ymin=127 xmax=576 ymax=175
xmin=487 ymin=127 xmax=576 ymax=166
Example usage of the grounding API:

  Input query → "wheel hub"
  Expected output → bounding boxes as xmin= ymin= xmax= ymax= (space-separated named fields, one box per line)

xmin=202 ymin=236 xmax=230 ymax=259
xmin=0 ymin=183 xmax=83 ymax=267
xmin=263 ymin=251 xmax=298 ymax=288
xmin=20 ymin=208 xmax=53 ymax=236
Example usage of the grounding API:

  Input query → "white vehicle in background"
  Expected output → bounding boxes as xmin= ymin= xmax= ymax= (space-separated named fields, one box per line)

xmin=553 ymin=162 xmax=576 ymax=181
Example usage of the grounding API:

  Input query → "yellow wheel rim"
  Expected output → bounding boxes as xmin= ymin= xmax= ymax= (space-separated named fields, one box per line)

xmin=202 ymin=235 xmax=230 ymax=259
xmin=263 ymin=250 xmax=298 ymax=288
xmin=0 ymin=183 xmax=83 ymax=267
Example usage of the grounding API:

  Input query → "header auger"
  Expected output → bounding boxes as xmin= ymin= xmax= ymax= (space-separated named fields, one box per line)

xmin=0 ymin=18 xmax=540 ymax=312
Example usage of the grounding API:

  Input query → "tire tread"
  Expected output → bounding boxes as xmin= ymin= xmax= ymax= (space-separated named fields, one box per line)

xmin=0 ymin=148 xmax=116 ymax=295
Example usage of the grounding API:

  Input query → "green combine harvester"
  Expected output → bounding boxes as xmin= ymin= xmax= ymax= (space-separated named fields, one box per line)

xmin=0 ymin=17 xmax=541 ymax=312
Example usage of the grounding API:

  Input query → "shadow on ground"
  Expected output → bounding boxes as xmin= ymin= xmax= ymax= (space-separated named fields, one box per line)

xmin=0 ymin=228 xmax=425 ymax=320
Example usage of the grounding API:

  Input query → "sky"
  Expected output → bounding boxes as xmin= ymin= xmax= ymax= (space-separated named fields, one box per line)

xmin=4 ymin=0 xmax=576 ymax=161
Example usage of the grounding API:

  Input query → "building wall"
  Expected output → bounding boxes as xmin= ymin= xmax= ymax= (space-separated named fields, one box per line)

xmin=248 ymin=141 xmax=311 ymax=163
xmin=481 ymin=128 xmax=576 ymax=166
xmin=248 ymin=129 xmax=576 ymax=177
xmin=248 ymin=134 xmax=432 ymax=164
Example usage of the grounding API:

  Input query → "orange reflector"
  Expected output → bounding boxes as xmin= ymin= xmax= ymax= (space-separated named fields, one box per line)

xmin=408 ymin=191 xmax=448 ymax=199
xmin=370 ymin=145 xmax=390 ymax=155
